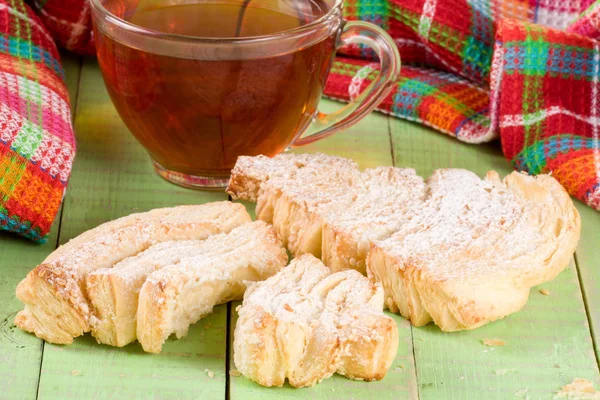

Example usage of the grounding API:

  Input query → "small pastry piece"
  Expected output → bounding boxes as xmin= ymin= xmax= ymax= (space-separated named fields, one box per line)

xmin=136 ymin=221 xmax=288 ymax=354
xmin=234 ymin=254 xmax=398 ymax=388
xmin=367 ymin=170 xmax=581 ymax=331
xmin=15 ymin=202 xmax=251 ymax=344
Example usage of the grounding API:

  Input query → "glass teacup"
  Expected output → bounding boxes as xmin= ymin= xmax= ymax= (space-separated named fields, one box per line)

xmin=91 ymin=0 xmax=400 ymax=189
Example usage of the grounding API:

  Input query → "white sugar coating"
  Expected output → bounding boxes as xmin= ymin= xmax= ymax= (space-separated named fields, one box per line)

xmin=234 ymin=254 xmax=398 ymax=387
xmin=90 ymin=240 xmax=209 ymax=286
xmin=145 ymin=221 xmax=286 ymax=287
xmin=230 ymin=153 xmax=576 ymax=283
xmin=15 ymin=201 xmax=251 ymax=345
xmin=374 ymin=169 xmax=566 ymax=281
xmin=240 ymin=155 xmax=428 ymax=273
xmin=228 ymin=153 xmax=359 ymax=201
xmin=323 ymin=167 xmax=426 ymax=255
xmin=58 ymin=203 xmax=248 ymax=303
xmin=261 ymin=159 xmax=361 ymax=214
xmin=242 ymin=254 xmax=332 ymax=324
xmin=50 ymin=202 xmax=248 ymax=281
xmin=136 ymin=220 xmax=288 ymax=352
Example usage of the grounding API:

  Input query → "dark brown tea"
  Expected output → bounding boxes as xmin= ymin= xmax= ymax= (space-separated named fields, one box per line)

xmin=95 ymin=0 xmax=335 ymax=177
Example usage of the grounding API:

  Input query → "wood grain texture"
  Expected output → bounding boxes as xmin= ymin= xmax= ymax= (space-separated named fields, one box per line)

xmin=0 ymin=51 xmax=82 ymax=400
xmin=0 ymin=222 xmax=57 ymax=400
xmin=37 ymin=308 xmax=228 ymax=400
xmin=390 ymin=118 xmax=600 ymax=399
xmin=573 ymin=202 xmax=600 ymax=361
xmin=35 ymin=59 xmax=228 ymax=399
xmin=228 ymin=302 xmax=418 ymax=399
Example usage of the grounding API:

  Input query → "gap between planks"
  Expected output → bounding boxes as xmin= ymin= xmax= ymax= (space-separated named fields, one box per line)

xmin=573 ymin=252 xmax=600 ymax=370
xmin=388 ymin=115 xmax=420 ymax=400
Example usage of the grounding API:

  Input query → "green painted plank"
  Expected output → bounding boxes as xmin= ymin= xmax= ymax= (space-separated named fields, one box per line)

xmin=391 ymin=120 xmax=509 ymax=177
xmin=228 ymin=302 xmax=418 ymax=399
xmin=230 ymin=102 xmax=419 ymax=399
xmin=574 ymin=202 xmax=600 ymax=361
xmin=390 ymin=119 xmax=600 ymax=399
xmin=39 ymin=307 xmax=228 ymax=400
xmin=36 ymin=59 xmax=228 ymax=399
xmin=291 ymin=99 xmax=394 ymax=168
xmin=0 ymin=52 xmax=82 ymax=400
xmin=0 ymin=222 xmax=58 ymax=400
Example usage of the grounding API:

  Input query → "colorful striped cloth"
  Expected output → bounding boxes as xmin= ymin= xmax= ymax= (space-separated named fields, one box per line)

xmin=2 ymin=0 xmax=600 ymax=242
xmin=0 ymin=0 xmax=74 ymax=242
xmin=326 ymin=0 xmax=600 ymax=211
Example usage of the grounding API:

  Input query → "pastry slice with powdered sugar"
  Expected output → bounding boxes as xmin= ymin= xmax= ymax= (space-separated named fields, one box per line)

xmin=234 ymin=253 xmax=398 ymax=388
xmin=136 ymin=221 xmax=288 ymax=353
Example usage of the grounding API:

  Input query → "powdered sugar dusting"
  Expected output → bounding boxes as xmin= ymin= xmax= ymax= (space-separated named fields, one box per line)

xmin=136 ymin=221 xmax=288 ymax=353
xmin=234 ymin=254 xmax=397 ymax=387
xmin=229 ymin=153 xmax=579 ymax=332
xmin=16 ymin=201 xmax=250 ymax=343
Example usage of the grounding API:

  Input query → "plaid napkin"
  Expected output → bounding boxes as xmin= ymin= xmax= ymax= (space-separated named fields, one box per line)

xmin=0 ymin=0 xmax=75 ymax=242
xmin=327 ymin=0 xmax=600 ymax=210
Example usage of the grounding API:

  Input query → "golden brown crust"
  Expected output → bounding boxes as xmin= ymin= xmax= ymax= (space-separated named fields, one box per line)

xmin=15 ymin=202 xmax=251 ymax=344
xmin=233 ymin=254 xmax=398 ymax=388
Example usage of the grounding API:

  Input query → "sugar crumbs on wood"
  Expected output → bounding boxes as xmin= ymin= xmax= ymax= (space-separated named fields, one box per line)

xmin=482 ymin=338 xmax=506 ymax=347
xmin=554 ymin=378 xmax=600 ymax=399
xmin=495 ymin=369 xmax=516 ymax=376
xmin=513 ymin=388 xmax=529 ymax=398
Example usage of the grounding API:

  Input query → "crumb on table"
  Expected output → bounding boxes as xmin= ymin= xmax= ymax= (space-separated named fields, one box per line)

xmin=482 ymin=338 xmax=506 ymax=347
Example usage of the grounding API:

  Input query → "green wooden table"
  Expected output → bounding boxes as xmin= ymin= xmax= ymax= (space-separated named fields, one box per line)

xmin=2 ymin=53 xmax=600 ymax=400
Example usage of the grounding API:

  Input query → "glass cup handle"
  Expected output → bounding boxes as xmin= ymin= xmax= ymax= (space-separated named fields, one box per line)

xmin=291 ymin=21 xmax=401 ymax=147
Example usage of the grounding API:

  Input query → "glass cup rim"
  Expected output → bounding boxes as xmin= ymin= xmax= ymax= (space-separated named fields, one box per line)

xmin=89 ymin=0 xmax=344 ymax=44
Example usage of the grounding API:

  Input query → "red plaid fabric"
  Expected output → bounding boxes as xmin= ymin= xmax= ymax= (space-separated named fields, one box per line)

xmin=325 ymin=0 xmax=600 ymax=211
xmin=1 ymin=0 xmax=75 ymax=241
xmin=492 ymin=19 xmax=600 ymax=208
xmin=28 ymin=0 xmax=95 ymax=55
xmin=325 ymin=58 xmax=493 ymax=142
xmin=568 ymin=1 xmax=600 ymax=39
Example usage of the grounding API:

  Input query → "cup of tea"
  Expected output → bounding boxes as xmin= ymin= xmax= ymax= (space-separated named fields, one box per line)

xmin=90 ymin=0 xmax=400 ymax=189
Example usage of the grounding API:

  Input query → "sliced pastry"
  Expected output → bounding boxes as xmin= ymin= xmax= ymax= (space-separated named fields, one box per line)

xmin=15 ymin=202 xmax=251 ymax=344
xmin=234 ymin=254 xmax=398 ymax=388
xmin=87 ymin=240 xmax=220 ymax=347
xmin=227 ymin=154 xmax=580 ymax=331
xmin=367 ymin=170 xmax=580 ymax=330
xmin=228 ymin=153 xmax=424 ymax=273
xmin=136 ymin=221 xmax=288 ymax=353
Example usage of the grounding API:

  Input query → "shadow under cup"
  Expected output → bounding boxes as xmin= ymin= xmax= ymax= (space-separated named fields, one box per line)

xmin=91 ymin=0 xmax=341 ymax=189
